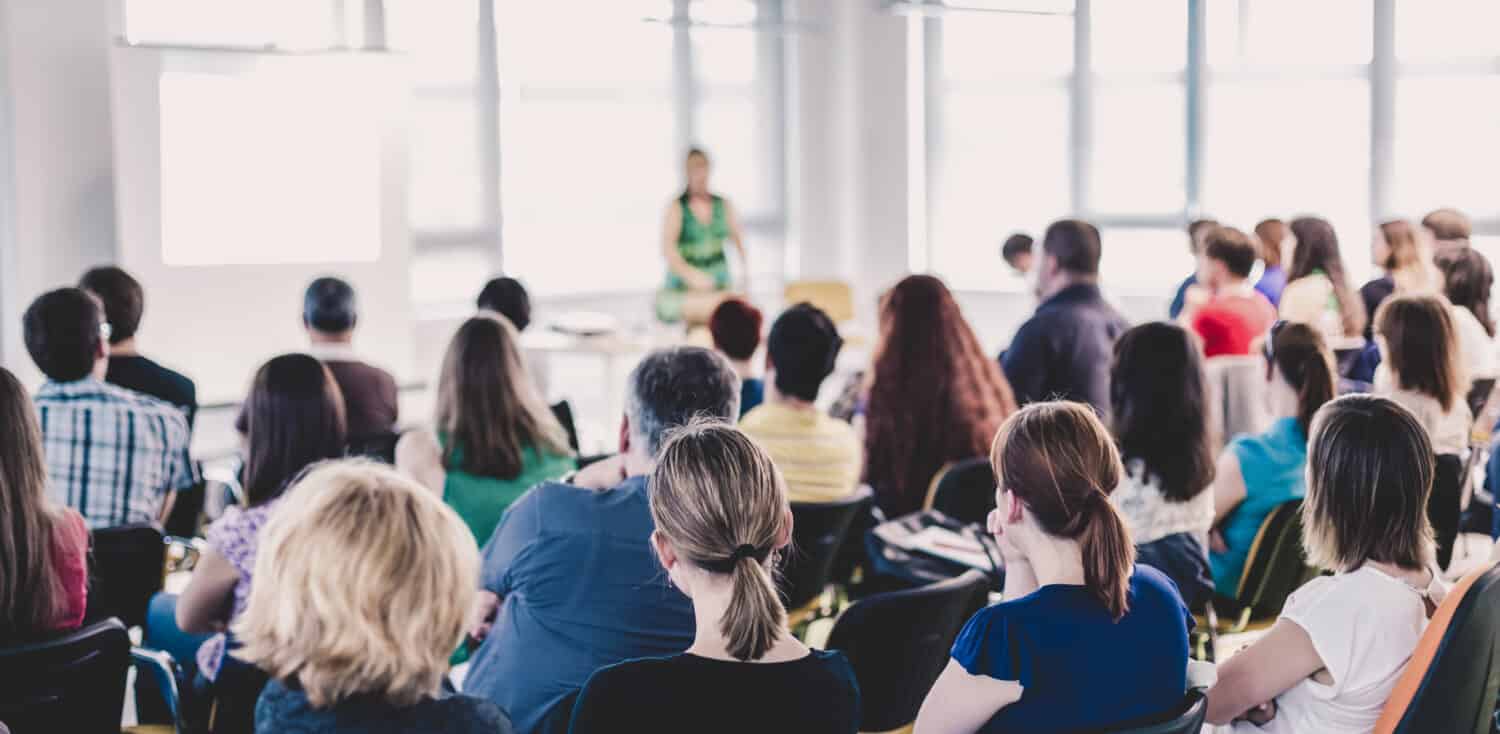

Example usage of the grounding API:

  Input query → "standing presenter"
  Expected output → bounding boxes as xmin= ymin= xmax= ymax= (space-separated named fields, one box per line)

xmin=657 ymin=147 xmax=749 ymax=324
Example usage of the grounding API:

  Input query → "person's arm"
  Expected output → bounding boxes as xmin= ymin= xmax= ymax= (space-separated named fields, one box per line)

xmin=395 ymin=429 xmax=446 ymax=496
xmin=1211 ymin=449 xmax=1247 ymax=526
xmin=724 ymin=199 xmax=750 ymax=289
xmin=913 ymin=660 xmax=1023 ymax=734
xmin=1000 ymin=319 xmax=1048 ymax=407
xmin=160 ymin=411 xmax=194 ymax=525
xmin=175 ymin=547 xmax=240 ymax=634
xmin=661 ymin=201 xmax=714 ymax=290
xmin=1205 ymin=618 xmax=1324 ymax=725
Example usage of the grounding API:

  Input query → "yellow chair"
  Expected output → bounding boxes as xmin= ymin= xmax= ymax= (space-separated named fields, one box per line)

xmin=1193 ymin=500 xmax=1319 ymax=660
xmin=784 ymin=279 xmax=856 ymax=324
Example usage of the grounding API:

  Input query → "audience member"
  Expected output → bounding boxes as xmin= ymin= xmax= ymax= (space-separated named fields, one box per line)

xmin=462 ymin=347 xmax=738 ymax=734
xmin=477 ymin=276 xmax=533 ymax=332
xmin=79 ymin=266 xmax=198 ymax=428
xmin=1423 ymin=207 xmax=1472 ymax=250
xmin=739 ymin=303 xmax=861 ymax=503
xmin=709 ymin=297 xmax=764 ymax=417
xmin=1360 ymin=220 xmax=1440 ymax=338
xmin=568 ymin=421 xmax=860 ymax=732
xmin=158 ymin=354 xmax=347 ymax=689
xmin=23 ymin=288 xmax=195 ymax=528
xmin=294 ymin=276 xmax=398 ymax=443
xmin=1374 ymin=295 xmax=1471 ymax=456
xmin=396 ymin=315 xmax=575 ymax=545
xmin=1205 ymin=395 xmax=1446 ymax=733
xmin=1209 ymin=322 xmax=1336 ymax=597
xmin=1183 ymin=227 xmax=1278 ymax=358
xmin=1435 ymin=246 xmax=1499 ymax=381
xmin=865 ymin=275 xmax=1015 ymax=517
xmin=915 ymin=402 xmax=1191 ymax=733
xmin=1000 ymin=233 xmax=1034 ymax=276
xmin=0 ymin=367 xmax=88 ymax=643
xmin=1002 ymin=219 xmax=1129 ymax=417
xmin=1253 ymin=218 xmax=1290 ymax=307
xmin=1279 ymin=217 xmax=1366 ymax=341
xmin=237 ymin=461 xmax=513 ymax=734
xmin=1109 ymin=323 xmax=1216 ymax=611
xmin=1167 ymin=218 xmax=1221 ymax=318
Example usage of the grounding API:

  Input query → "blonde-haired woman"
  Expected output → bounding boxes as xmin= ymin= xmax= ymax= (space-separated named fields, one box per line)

xmin=235 ymin=460 xmax=513 ymax=734
xmin=567 ymin=421 xmax=860 ymax=732
xmin=397 ymin=314 xmax=574 ymax=545
xmin=1360 ymin=220 xmax=1441 ymax=337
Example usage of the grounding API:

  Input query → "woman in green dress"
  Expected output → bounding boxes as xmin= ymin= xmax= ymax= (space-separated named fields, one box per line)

xmin=657 ymin=147 xmax=749 ymax=323
xmin=396 ymin=314 xmax=575 ymax=546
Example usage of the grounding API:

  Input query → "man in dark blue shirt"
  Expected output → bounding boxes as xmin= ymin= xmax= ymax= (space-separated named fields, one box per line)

xmin=462 ymin=347 xmax=741 ymax=734
xmin=1166 ymin=218 xmax=1220 ymax=318
xmin=1001 ymin=219 xmax=1130 ymax=421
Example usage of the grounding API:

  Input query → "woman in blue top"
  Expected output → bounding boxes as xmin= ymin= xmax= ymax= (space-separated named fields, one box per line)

xmin=915 ymin=402 xmax=1192 ymax=734
xmin=1209 ymin=322 xmax=1337 ymax=596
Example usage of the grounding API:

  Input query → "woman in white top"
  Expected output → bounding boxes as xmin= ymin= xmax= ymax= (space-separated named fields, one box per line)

xmin=1205 ymin=395 xmax=1446 ymax=733
xmin=1436 ymin=247 xmax=1499 ymax=381
xmin=1279 ymin=217 xmax=1366 ymax=345
xmin=1373 ymin=294 xmax=1473 ymax=457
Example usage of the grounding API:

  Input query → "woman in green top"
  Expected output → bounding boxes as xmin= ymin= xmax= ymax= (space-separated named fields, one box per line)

xmin=396 ymin=314 xmax=575 ymax=546
xmin=657 ymin=147 xmax=749 ymax=323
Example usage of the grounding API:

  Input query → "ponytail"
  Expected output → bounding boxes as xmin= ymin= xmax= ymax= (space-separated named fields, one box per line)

xmin=1078 ymin=494 xmax=1135 ymax=620
xmin=721 ymin=549 xmax=786 ymax=661
xmin=1292 ymin=346 xmax=1337 ymax=439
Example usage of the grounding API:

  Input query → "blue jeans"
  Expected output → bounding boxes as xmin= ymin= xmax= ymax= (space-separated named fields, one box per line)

xmin=138 ymin=592 xmax=213 ymax=723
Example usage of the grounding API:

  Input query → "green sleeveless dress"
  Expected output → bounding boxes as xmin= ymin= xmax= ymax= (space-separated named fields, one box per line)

xmin=438 ymin=434 xmax=576 ymax=546
xmin=657 ymin=195 xmax=732 ymax=322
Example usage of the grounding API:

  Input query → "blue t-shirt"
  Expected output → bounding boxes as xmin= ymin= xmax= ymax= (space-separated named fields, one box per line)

xmin=463 ymin=476 xmax=696 ymax=734
xmin=1168 ymin=273 xmax=1197 ymax=319
xmin=950 ymin=566 xmax=1191 ymax=734
xmin=1210 ymin=417 xmax=1308 ymax=596
xmin=739 ymin=378 xmax=765 ymax=419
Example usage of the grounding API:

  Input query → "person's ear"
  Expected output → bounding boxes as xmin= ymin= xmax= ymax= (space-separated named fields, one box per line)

xmin=651 ymin=530 xmax=677 ymax=570
xmin=774 ymin=509 xmax=793 ymax=550
xmin=618 ymin=414 xmax=631 ymax=455
xmin=1007 ymin=491 xmax=1025 ymax=525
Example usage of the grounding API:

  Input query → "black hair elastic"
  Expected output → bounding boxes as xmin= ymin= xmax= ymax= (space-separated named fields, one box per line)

xmin=700 ymin=544 xmax=769 ymax=574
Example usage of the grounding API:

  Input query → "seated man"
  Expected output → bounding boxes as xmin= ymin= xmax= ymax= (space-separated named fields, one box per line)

xmin=463 ymin=347 xmax=740 ymax=734
xmin=79 ymin=266 xmax=198 ymax=429
xmin=1001 ymin=232 xmax=1034 ymax=277
xmin=477 ymin=276 xmax=533 ymax=332
xmin=740 ymin=303 xmax=861 ymax=503
xmin=24 ymin=288 xmax=195 ymax=528
xmin=1183 ymin=227 xmax=1278 ymax=358
xmin=1167 ymin=218 xmax=1220 ymax=319
xmin=709 ymin=297 xmax=764 ymax=417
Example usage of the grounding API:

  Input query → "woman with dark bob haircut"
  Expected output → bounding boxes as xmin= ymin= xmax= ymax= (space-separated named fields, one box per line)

xmin=1206 ymin=395 xmax=1446 ymax=732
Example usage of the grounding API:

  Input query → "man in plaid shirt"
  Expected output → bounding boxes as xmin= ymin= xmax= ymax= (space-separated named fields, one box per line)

xmin=23 ymin=287 xmax=195 ymax=529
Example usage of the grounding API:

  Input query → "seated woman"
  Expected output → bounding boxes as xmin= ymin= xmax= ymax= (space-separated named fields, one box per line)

xmin=0 ymin=366 xmax=88 ymax=643
xmin=862 ymin=274 xmax=1017 ymax=517
xmin=1109 ymin=323 xmax=1217 ymax=611
xmin=1210 ymin=322 xmax=1336 ymax=598
xmin=567 ymin=421 xmax=860 ymax=732
xmin=237 ymin=461 xmax=513 ymax=734
xmin=1435 ymin=246 xmax=1499 ymax=382
xmin=1279 ymin=217 xmax=1366 ymax=344
xmin=709 ymin=297 xmax=765 ymax=417
xmin=1360 ymin=220 xmax=1440 ymax=337
xmin=164 ymin=354 xmax=347 ymax=687
xmin=1205 ymin=395 xmax=1447 ymax=732
xmin=397 ymin=315 xmax=575 ymax=545
xmin=914 ymin=402 xmax=1192 ymax=733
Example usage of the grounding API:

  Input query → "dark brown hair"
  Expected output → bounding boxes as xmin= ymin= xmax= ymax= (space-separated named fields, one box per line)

xmin=1188 ymin=218 xmax=1220 ymax=255
xmin=23 ymin=288 xmax=103 ymax=382
xmin=0 ymin=368 xmax=68 ymax=641
xmin=1422 ymin=208 xmax=1472 ymax=242
xmin=79 ymin=266 xmax=143 ymax=344
xmin=1205 ymin=227 xmax=1259 ymax=278
xmin=1043 ymin=219 xmax=1103 ymax=275
xmin=243 ymin=354 xmax=348 ymax=506
xmin=1288 ymin=217 xmax=1366 ymax=338
xmin=1436 ymin=246 xmax=1496 ymax=338
xmin=1303 ymin=395 xmax=1435 ymax=573
xmin=865 ymin=275 xmax=1017 ymax=516
xmin=437 ymin=316 xmax=572 ymax=478
xmin=992 ymin=402 xmax=1134 ymax=619
xmin=1110 ymin=323 xmax=1216 ymax=503
xmin=709 ymin=298 xmax=764 ymax=362
xmin=1375 ymin=294 xmax=1462 ymax=413
xmin=1255 ymin=219 xmax=1287 ymax=268
xmin=1266 ymin=322 xmax=1339 ymax=438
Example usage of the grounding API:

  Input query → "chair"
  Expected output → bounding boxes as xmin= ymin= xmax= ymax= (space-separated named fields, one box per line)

xmin=1102 ymin=689 xmax=1209 ymax=734
xmin=1203 ymin=356 xmax=1270 ymax=451
xmin=825 ymin=571 xmax=990 ymax=734
xmin=1431 ymin=454 xmax=1464 ymax=571
xmin=784 ymin=279 xmax=855 ymax=324
xmin=85 ymin=524 xmax=168 ymax=628
xmin=199 ymin=657 xmax=270 ymax=734
xmin=0 ymin=618 xmax=131 ymax=734
xmin=921 ymin=458 xmax=996 ymax=527
xmin=1466 ymin=378 xmax=1496 ymax=420
xmin=1375 ymin=563 xmax=1500 ymax=734
xmin=1194 ymin=500 xmax=1318 ymax=660
xmin=782 ymin=488 xmax=874 ymax=627
xmin=124 ymin=647 xmax=182 ymax=734
xmin=549 ymin=400 xmax=581 ymax=452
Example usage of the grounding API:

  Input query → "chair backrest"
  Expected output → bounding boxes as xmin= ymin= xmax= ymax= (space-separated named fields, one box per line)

xmin=1466 ymin=378 xmax=1496 ymax=421
xmin=347 ymin=431 xmax=400 ymax=464
xmin=783 ymin=280 xmax=855 ymax=324
xmin=1376 ymin=563 xmax=1500 ymax=734
xmin=1430 ymin=454 xmax=1465 ymax=572
xmin=923 ymin=457 xmax=996 ymax=526
xmin=203 ymin=654 xmax=271 ymax=734
xmin=0 ymin=618 xmax=130 ymax=734
xmin=1203 ymin=356 xmax=1270 ymax=451
xmin=781 ymin=488 xmax=873 ymax=612
xmin=550 ymin=400 xmax=581 ymax=452
xmin=825 ymin=570 xmax=990 ymax=732
xmin=85 ymin=524 xmax=166 ymax=628
xmin=1102 ymin=689 xmax=1209 ymax=734
xmin=1235 ymin=500 xmax=1316 ymax=617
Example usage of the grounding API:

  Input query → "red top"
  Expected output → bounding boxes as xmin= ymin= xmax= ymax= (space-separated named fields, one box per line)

xmin=1192 ymin=291 xmax=1278 ymax=358
xmin=47 ymin=509 xmax=89 ymax=632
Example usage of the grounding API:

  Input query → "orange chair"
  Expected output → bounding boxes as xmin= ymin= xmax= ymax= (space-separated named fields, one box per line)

xmin=1374 ymin=562 xmax=1500 ymax=734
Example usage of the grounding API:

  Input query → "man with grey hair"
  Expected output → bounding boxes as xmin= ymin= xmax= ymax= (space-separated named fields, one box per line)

xmin=463 ymin=347 xmax=740 ymax=734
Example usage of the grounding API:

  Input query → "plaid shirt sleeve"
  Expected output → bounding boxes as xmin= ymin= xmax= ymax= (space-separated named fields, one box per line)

xmin=163 ymin=410 xmax=198 ymax=490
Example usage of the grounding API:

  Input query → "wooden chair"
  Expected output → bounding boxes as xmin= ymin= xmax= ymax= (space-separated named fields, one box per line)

xmin=784 ymin=280 xmax=856 ymax=324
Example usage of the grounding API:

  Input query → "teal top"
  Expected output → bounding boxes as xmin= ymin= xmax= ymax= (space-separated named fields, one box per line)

xmin=666 ymin=196 xmax=731 ymax=291
xmin=439 ymin=435 xmax=575 ymax=546
xmin=1210 ymin=417 xmax=1308 ymax=597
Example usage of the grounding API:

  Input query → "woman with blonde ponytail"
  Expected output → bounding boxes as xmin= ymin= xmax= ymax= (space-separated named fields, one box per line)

xmin=915 ymin=402 xmax=1192 ymax=734
xmin=567 ymin=420 xmax=860 ymax=733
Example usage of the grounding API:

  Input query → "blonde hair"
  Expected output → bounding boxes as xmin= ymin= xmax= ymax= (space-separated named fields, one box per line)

xmin=649 ymin=420 xmax=790 ymax=661
xmin=233 ymin=460 xmax=479 ymax=708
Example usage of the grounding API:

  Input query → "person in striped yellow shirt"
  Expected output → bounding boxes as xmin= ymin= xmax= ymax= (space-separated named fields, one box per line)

xmin=740 ymin=304 xmax=862 ymax=503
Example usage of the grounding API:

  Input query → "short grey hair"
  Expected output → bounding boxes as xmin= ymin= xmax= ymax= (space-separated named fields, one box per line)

xmin=626 ymin=347 xmax=741 ymax=456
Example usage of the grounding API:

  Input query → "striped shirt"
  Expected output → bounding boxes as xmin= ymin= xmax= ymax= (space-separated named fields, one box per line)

xmin=740 ymin=401 xmax=862 ymax=504
xmin=35 ymin=378 xmax=196 ymax=529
